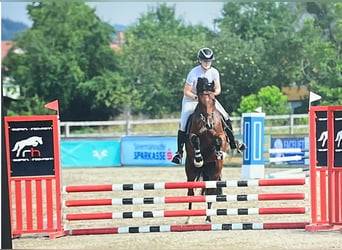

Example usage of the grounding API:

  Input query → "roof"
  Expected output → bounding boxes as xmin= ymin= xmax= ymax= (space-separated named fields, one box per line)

xmin=110 ymin=44 xmax=120 ymax=51
xmin=281 ymin=86 xmax=309 ymax=101
xmin=2 ymin=41 xmax=15 ymax=59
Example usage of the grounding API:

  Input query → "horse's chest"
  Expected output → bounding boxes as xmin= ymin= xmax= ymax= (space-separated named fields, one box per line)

xmin=193 ymin=114 xmax=220 ymax=135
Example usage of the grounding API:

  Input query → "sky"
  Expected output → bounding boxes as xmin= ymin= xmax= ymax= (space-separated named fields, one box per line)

xmin=1 ymin=2 xmax=224 ymax=29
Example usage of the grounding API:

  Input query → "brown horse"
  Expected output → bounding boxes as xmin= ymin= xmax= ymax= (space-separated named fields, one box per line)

xmin=184 ymin=87 xmax=227 ymax=224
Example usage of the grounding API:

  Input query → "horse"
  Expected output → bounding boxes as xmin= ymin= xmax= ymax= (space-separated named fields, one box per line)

xmin=184 ymin=78 xmax=227 ymax=224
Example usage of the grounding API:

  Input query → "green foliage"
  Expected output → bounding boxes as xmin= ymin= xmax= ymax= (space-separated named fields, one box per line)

xmin=213 ymin=31 xmax=265 ymax=113
xmin=214 ymin=2 xmax=299 ymax=113
xmin=121 ymin=3 xmax=213 ymax=117
xmin=3 ymin=2 xmax=342 ymax=121
xmin=3 ymin=2 xmax=120 ymax=120
xmin=6 ymin=95 xmax=56 ymax=116
xmin=296 ymin=3 xmax=342 ymax=105
xmin=238 ymin=85 xmax=291 ymax=115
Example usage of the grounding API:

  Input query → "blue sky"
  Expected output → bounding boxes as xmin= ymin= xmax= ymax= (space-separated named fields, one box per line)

xmin=1 ymin=2 xmax=224 ymax=29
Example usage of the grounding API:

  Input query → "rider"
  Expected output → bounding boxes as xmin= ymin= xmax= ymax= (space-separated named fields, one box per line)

xmin=171 ymin=47 xmax=245 ymax=164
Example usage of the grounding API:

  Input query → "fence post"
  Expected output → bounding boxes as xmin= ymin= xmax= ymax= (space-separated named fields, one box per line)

xmin=241 ymin=112 xmax=265 ymax=179
xmin=124 ymin=106 xmax=131 ymax=135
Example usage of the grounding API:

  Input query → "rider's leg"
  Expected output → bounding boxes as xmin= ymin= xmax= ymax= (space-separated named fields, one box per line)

xmin=222 ymin=118 xmax=237 ymax=149
xmin=171 ymin=130 xmax=187 ymax=164
xmin=223 ymin=117 xmax=246 ymax=152
xmin=172 ymin=98 xmax=197 ymax=164
xmin=215 ymin=100 xmax=246 ymax=152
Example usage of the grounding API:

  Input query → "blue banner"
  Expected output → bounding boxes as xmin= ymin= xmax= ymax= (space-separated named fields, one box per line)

xmin=121 ymin=136 xmax=177 ymax=166
xmin=270 ymin=137 xmax=309 ymax=165
xmin=61 ymin=140 xmax=121 ymax=167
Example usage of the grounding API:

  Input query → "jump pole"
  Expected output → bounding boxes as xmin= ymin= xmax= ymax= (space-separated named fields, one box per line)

xmin=63 ymin=178 xmax=306 ymax=192
xmin=64 ymin=207 xmax=308 ymax=220
xmin=65 ymin=222 xmax=309 ymax=235
xmin=61 ymin=177 xmax=309 ymax=236
xmin=64 ymin=193 xmax=307 ymax=207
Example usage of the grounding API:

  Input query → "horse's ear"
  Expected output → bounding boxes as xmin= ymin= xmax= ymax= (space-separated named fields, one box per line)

xmin=197 ymin=78 xmax=215 ymax=94
xmin=207 ymin=81 xmax=215 ymax=92
xmin=197 ymin=77 xmax=207 ymax=94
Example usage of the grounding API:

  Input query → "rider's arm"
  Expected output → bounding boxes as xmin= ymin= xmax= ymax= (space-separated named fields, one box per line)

xmin=184 ymin=83 xmax=197 ymax=100
xmin=214 ymin=81 xmax=221 ymax=96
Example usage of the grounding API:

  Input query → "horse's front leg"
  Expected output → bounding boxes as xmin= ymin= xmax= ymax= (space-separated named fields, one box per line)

xmin=215 ymin=136 xmax=225 ymax=160
xmin=205 ymin=185 xmax=222 ymax=224
xmin=185 ymin=187 xmax=195 ymax=224
xmin=206 ymin=201 xmax=213 ymax=224
xmin=190 ymin=134 xmax=203 ymax=168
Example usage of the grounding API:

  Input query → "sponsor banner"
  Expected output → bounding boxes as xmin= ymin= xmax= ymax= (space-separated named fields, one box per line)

xmin=7 ymin=120 xmax=55 ymax=177
xmin=61 ymin=140 xmax=121 ymax=167
xmin=121 ymin=136 xmax=177 ymax=166
xmin=270 ymin=137 xmax=309 ymax=165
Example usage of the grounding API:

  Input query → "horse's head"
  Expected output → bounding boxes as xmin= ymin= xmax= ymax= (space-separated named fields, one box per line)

xmin=196 ymin=77 xmax=215 ymax=95
xmin=196 ymin=77 xmax=216 ymax=129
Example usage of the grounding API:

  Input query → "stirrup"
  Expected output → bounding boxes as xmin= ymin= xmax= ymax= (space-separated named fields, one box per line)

xmin=236 ymin=140 xmax=247 ymax=153
xmin=171 ymin=152 xmax=183 ymax=164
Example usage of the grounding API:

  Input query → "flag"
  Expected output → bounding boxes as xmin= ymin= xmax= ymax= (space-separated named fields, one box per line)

xmin=44 ymin=100 xmax=59 ymax=112
xmin=309 ymin=92 xmax=321 ymax=104
xmin=254 ymin=107 xmax=262 ymax=113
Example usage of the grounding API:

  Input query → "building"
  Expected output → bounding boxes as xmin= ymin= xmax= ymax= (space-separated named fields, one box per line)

xmin=281 ymin=85 xmax=309 ymax=113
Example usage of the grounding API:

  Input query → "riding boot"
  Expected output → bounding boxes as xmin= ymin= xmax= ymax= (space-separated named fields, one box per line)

xmin=224 ymin=118 xmax=246 ymax=152
xmin=171 ymin=130 xmax=187 ymax=164
xmin=223 ymin=118 xmax=237 ymax=149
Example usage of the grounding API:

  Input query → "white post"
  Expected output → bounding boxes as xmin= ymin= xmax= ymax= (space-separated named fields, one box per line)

xmin=241 ymin=112 xmax=265 ymax=179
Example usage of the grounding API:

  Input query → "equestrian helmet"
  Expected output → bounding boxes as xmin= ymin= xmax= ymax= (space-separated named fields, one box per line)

xmin=197 ymin=48 xmax=215 ymax=62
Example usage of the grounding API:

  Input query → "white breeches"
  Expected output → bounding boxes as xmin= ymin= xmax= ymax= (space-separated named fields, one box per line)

xmin=179 ymin=96 xmax=229 ymax=132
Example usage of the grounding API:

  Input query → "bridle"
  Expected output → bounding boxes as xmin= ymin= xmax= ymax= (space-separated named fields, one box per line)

xmin=198 ymin=92 xmax=216 ymax=130
xmin=200 ymin=112 xmax=215 ymax=130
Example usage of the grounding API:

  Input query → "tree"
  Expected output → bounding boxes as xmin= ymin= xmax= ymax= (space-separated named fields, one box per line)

xmin=212 ymin=30 xmax=265 ymax=114
xmin=214 ymin=2 xmax=299 ymax=113
xmin=218 ymin=2 xmax=294 ymax=41
xmin=4 ymin=2 xmax=341 ymax=121
xmin=295 ymin=3 xmax=342 ymax=105
xmin=215 ymin=2 xmax=342 ymax=112
xmin=237 ymin=85 xmax=291 ymax=115
xmin=121 ymin=3 xmax=214 ymax=117
xmin=3 ymin=2 xmax=122 ymax=120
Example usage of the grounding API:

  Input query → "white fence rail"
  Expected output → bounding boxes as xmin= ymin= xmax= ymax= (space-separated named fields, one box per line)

xmin=60 ymin=113 xmax=309 ymax=138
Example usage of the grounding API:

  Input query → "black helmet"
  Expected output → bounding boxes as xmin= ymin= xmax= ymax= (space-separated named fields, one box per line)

xmin=196 ymin=77 xmax=215 ymax=94
xmin=197 ymin=48 xmax=215 ymax=61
